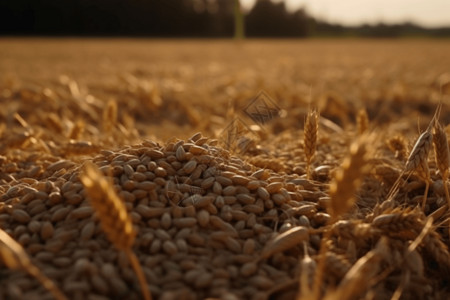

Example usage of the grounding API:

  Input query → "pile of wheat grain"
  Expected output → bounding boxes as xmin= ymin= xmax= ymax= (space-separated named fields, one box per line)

xmin=0 ymin=125 xmax=449 ymax=300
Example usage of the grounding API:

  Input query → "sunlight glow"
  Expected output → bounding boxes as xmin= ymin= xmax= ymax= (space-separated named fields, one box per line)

xmin=240 ymin=0 xmax=450 ymax=28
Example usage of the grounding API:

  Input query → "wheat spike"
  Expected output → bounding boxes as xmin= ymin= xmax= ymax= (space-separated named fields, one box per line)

xmin=357 ymin=108 xmax=369 ymax=135
xmin=385 ymin=130 xmax=433 ymax=206
xmin=304 ymin=109 xmax=318 ymax=179
xmin=328 ymin=134 xmax=371 ymax=221
xmin=103 ymin=99 xmax=118 ymax=133
xmin=68 ymin=120 xmax=85 ymax=140
xmin=314 ymin=135 xmax=370 ymax=296
xmin=312 ymin=135 xmax=372 ymax=300
xmin=406 ymin=103 xmax=440 ymax=210
xmin=433 ymin=121 xmax=450 ymax=207
xmin=372 ymin=207 xmax=425 ymax=235
xmin=386 ymin=104 xmax=440 ymax=208
xmin=405 ymin=130 xmax=433 ymax=174
xmin=0 ymin=229 xmax=68 ymax=300
xmin=80 ymin=162 xmax=152 ymax=300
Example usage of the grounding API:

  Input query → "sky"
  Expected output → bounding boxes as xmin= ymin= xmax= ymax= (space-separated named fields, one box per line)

xmin=240 ymin=0 xmax=450 ymax=28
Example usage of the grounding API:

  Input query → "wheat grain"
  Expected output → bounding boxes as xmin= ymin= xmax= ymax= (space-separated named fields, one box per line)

xmin=0 ymin=228 xmax=68 ymax=300
xmin=80 ymin=162 xmax=152 ymax=300
xmin=1 ymin=127 xmax=449 ymax=299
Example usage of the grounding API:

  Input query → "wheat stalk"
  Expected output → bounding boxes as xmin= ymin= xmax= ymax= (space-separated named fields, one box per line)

xmin=0 ymin=229 xmax=68 ymax=300
xmin=304 ymin=109 xmax=318 ymax=179
xmin=80 ymin=162 xmax=152 ymax=300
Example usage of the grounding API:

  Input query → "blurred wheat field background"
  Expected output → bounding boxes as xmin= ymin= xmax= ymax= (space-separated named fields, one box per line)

xmin=0 ymin=38 xmax=449 ymax=300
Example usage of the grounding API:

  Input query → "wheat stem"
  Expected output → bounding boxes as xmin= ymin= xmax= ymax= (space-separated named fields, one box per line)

xmin=421 ymin=179 xmax=430 ymax=211
xmin=127 ymin=249 xmax=152 ymax=300
xmin=312 ymin=228 xmax=332 ymax=300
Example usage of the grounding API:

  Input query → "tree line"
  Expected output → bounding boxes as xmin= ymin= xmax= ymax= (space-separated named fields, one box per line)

xmin=0 ymin=0 xmax=449 ymax=37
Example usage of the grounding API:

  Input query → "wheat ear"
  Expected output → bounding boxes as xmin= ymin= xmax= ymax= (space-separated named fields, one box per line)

xmin=0 ymin=229 xmax=68 ymax=300
xmin=304 ymin=109 xmax=318 ymax=179
xmin=386 ymin=104 xmax=441 ymax=207
xmin=328 ymin=134 xmax=371 ymax=221
xmin=80 ymin=162 xmax=152 ymax=300
xmin=433 ymin=121 xmax=450 ymax=207
xmin=313 ymin=135 xmax=371 ymax=300
xmin=357 ymin=108 xmax=369 ymax=135
xmin=103 ymin=99 xmax=118 ymax=133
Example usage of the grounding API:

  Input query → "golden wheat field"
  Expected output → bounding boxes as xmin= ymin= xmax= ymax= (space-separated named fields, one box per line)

xmin=0 ymin=38 xmax=450 ymax=300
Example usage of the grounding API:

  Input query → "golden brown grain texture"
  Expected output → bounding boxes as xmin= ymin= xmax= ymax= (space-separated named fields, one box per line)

xmin=0 ymin=229 xmax=68 ymax=300
xmin=80 ymin=162 xmax=152 ymax=300
xmin=0 ymin=39 xmax=449 ymax=300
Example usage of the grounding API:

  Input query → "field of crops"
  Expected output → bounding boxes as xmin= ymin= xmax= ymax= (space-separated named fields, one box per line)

xmin=0 ymin=38 xmax=449 ymax=300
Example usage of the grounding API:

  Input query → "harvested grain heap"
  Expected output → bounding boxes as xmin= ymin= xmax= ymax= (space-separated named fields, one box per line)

xmin=1 ymin=128 xmax=449 ymax=300
xmin=1 ymin=40 xmax=450 ymax=300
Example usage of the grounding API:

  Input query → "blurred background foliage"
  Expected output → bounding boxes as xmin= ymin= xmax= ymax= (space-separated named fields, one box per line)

xmin=1 ymin=0 xmax=450 ymax=37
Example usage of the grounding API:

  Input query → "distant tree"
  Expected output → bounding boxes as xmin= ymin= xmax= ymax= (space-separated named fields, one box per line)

xmin=246 ymin=0 xmax=310 ymax=37
xmin=0 ymin=0 xmax=448 ymax=37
